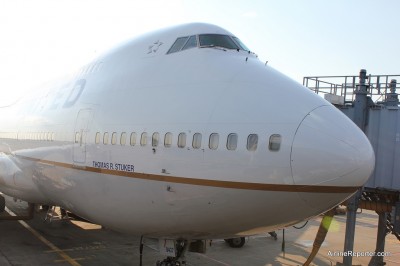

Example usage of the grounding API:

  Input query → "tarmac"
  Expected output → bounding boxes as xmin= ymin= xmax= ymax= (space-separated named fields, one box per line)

xmin=0 ymin=195 xmax=399 ymax=266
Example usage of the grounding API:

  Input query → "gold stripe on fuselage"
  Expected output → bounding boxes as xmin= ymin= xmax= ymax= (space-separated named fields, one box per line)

xmin=17 ymin=155 xmax=359 ymax=194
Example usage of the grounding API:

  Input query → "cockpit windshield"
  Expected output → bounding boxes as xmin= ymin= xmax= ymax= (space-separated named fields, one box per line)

xmin=199 ymin=34 xmax=239 ymax=50
xmin=167 ymin=34 xmax=250 ymax=54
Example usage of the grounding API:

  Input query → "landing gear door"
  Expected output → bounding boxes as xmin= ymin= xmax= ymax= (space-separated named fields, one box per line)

xmin=73 ymin=109 xmax=93 ymax=164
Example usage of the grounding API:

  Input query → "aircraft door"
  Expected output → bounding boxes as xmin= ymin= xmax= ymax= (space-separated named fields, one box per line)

xmin=73 ymin=109 xmax=93 ymax=164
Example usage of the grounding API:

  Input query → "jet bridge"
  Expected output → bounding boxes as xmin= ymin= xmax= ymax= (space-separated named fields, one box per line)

xmin=304 ymin=70 xmax=400 ymax=266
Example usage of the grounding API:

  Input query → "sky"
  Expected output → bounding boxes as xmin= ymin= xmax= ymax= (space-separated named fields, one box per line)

xmin=0 ymin=0 xmax=399 ymax=105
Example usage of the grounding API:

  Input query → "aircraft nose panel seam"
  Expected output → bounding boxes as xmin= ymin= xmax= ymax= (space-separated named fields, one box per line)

xmin=290 ymin=105 xmax=375 ymax=209
xmin=290 ymin=105 xmax=329 ymax=182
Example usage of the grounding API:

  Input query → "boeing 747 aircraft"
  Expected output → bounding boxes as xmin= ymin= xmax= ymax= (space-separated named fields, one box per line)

xmin=0 ymin=23 xmax=374 ymax=265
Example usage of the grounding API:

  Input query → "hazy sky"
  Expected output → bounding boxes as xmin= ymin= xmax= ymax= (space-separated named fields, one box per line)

xmin=1 ymin=0 xmax=399 ymax=104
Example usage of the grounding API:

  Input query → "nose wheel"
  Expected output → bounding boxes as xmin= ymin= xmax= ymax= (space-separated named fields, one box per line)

xmin=153 ymin=239 xmax=189 ymax=266
xmin=0 ymin=195 xmax=5 ymax=213
xmin=156 ymin=257 xmax=185 ymax=266
xmin=224 ymin=237 xmax=246 ymax=248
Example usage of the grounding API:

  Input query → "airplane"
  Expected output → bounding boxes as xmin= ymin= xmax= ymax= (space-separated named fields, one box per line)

xmin=0 ymin=23 xmax=375 ymax=265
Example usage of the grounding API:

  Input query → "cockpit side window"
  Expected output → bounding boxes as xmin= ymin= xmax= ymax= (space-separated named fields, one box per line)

xmin=182 ymin=35 xmax=198 ymax=51
xmin=199 ymin=34 xmax=239 ymax=50
xmin=167 ymin=37 xmax=189 ymax=54
xmin=232 ymin=36 xmax=250 ymax=52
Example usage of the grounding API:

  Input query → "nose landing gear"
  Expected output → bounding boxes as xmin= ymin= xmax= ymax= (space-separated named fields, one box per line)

xmin=156 ymin=239 xmax=189 ymax=266
xmin=224 ymin=237 xmax=246 ymax=248
xmin=0 ymin=195 xmax=5 ymax=213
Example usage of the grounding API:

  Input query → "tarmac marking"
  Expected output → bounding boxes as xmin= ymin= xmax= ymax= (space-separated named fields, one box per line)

xmin=197 ymin=253 xmax=230 ymax=265
xmin=5 ymin=207 xmax=82 ymax=266
xmin=54 ymin=258 xmax=86 ymax=263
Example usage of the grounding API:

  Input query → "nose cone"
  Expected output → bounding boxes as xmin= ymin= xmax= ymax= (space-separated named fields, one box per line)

xmin=291 ymin=105 xmax=375 ymax=189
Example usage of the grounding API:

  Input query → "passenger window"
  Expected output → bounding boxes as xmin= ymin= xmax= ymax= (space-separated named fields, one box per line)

xmin=111 ymin=132 xmax=117 ymax=145
xmin=227 ymin=133 xmax=238 ymax=150
xmin=130 ymin=132 xmax=137 ymax=146
xmin=140 ymin=132 xmax=147 ymax=146
xmin=95 ymin=132 xmax=100 ymax=144
xmin=152 ymin=132 xmax=159 ymax=147
xmin=269 ymin=134 xmax=282 ymax=151
xmin=209 ymin=133 xmax=219 ymax=150
xmin=103 ymin=132 xmax=109 ymax=145
xmin=178 ymin=133 xmax=186 ymax=148
xmin=120 ymin=132 xmax=127 ymax=145
xmin=192 ymin=133 xmax=202 ymax=149
xmin=164 ymin=132 xmax=173 ymax=148
xmin=247 ymin=134 xmax=258 ymax=151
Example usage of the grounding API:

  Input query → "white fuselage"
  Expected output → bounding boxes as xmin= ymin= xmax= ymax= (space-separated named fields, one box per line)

xmin=0 ymin=23 xmax=374 ymax=239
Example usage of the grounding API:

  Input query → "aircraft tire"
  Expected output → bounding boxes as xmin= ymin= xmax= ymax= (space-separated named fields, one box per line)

xmin=225 ymin=237 xmax=245 ymax=248
xmin=0 ymin=195 xmax=5 ymax=213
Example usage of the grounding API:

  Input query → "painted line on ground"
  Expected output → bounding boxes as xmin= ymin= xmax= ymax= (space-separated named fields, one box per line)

xmin=5 ymin=207 xmax=81 ymax=266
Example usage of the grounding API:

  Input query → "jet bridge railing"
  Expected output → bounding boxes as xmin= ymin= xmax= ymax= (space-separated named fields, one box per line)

xmin=303 ymin=74 xmax=400 ymax=104
xmin=304 ymin=70 xmax=400 ymax=266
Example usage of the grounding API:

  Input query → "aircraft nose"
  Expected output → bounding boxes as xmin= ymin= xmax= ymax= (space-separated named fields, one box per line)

xmin=290 ymin=105 xmax=375 ymax=189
